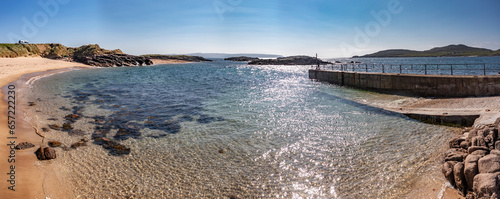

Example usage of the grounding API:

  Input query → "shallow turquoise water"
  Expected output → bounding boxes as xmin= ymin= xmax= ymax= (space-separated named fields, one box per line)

xmin=26 ymin=61 xmax=457 ymax=198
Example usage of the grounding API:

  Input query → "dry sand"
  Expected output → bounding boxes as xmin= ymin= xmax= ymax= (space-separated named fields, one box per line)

xmin=0 ymin=57 xmax=89 ymax=199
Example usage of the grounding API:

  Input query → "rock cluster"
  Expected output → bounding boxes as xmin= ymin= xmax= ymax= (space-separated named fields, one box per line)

xmin=74 ymin=54 xmax=153 ymax=67
xmin=443 ymin=124 xmax=500 ymax=198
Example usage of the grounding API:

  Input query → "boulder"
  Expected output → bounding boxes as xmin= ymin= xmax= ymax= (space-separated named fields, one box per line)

xmin=478 ymin=154 xmax=500 ymax=173
xmin=496 ymin=141 xmax=500 ymax=150
xmin=454 ymin=162 xmax=467 ymax=196
xmin=491 ymin=150 xmax=500 ymax=156
xmin=472 ymin=173 xmax=500 ymax=199
xmin=469 ymin=146 xmax=489 ymax=154
xmin=35 ymin=147 xmax=56 ymax=160
xmin=450 ymin=137 xmax=466 ymax=148
xmin=443 ymin=161 xmax=456 ymax=186
xmin=464 ymin=155 xmax=481 ymax=190
xmin=15 ymin=142 xmax=35 ymax=150
xmin=445 ymin=151 xmax=467 ymax=162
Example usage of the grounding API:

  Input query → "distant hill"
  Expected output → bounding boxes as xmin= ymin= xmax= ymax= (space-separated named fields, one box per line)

xmin=357 ymin=44 xmax=500 ymax=58
xmin=187 ymin=53 xmax=282 ymax=59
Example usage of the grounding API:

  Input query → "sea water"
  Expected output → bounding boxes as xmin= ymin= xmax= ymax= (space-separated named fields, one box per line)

xmin=25 ymin=60 xmax=461 ymax=198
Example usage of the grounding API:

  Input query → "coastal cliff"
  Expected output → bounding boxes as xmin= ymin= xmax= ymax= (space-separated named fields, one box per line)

xmin=247 ymin=56 xmax=331 ymax=65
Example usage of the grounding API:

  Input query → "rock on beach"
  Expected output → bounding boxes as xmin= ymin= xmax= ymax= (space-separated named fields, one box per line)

xmin=443 ymin=125 xmax=500 ymax=198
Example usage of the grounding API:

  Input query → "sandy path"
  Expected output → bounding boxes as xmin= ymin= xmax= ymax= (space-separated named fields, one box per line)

xmin=0 ymin=57 xmax=89 ymax=199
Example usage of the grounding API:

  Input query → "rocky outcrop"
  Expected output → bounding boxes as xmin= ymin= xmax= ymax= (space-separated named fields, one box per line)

xmin=443 ymin=124 xmax=500 ymax=198
xmin=74 ymin=54 xmax=153 ymax=67
xmin=248 ymin=56 xmax=331 ymax=65
xmin=35 ymin=147 xmax=57 ymax=160
xmin=224 ymin=56 xmax=259 ymax=62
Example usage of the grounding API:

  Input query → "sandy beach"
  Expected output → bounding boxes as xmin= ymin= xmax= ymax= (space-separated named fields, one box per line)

xmin=0 ymin=57 xmax=89 ymax=199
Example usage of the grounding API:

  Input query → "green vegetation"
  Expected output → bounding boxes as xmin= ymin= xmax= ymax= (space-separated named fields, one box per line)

xmin=357 ymin=44 xmax=500 ymax=58
xmin=0 ymin=44 xmax=41 ymax=57
xmin=0 ymin=43 xmax=124 ymax=59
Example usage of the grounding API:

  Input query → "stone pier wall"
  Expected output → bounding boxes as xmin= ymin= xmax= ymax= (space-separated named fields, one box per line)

xmin=309 ymin=70 xmax=500 ymax=97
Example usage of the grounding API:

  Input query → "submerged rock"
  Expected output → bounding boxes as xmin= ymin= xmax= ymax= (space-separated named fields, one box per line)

xmin=15 ymin=142 xmax=35 ymax=150
xmin=48 ymin=141 xmax=63 ymax=147
xmin=94 ymin=137 xmax=130 ymax=156
xmin=48 ymin=124 xmax=62 ymax=130
xmin=62 ymin=123 xmax=73 ymax=131
xmin=35 ymin=147 xmax=56 ymax=160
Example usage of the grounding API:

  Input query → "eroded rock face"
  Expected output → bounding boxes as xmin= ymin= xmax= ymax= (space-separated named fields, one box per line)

xmin=35 ymin=147 xmax=56 ymax=160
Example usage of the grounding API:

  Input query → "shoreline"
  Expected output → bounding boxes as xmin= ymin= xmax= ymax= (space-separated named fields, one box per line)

xmin=0 ymin=57 xmax=90 ymax=198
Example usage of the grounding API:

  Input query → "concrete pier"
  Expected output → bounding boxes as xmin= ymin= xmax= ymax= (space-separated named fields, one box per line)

xmin=309 ymin=69 xmax=500 ymax=97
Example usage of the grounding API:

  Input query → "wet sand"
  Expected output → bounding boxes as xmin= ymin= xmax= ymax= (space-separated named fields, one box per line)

xmin=0 ymin=57 xmax=89 ymax=198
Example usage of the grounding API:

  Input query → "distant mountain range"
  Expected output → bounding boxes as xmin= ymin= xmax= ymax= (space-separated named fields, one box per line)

xmin=187 ymin=53 xmax=283 ymax=59
xmin=355 ymin=44 xmax=500 ymax=58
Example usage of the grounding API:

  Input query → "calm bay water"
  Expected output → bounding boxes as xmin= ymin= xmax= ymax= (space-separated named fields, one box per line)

xmin=25 ymin=59 xmax=462 ymax=198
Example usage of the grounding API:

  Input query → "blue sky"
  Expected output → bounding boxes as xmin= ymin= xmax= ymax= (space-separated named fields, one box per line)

xmin=1 ymin=0 xmax=499 ymax=58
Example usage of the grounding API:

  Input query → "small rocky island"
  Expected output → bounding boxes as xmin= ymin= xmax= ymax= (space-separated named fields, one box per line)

xmin=142 ymin=54 xmax=212 ymax=62
xmin=224 ymin=56 xmax=260 ymax=62
xmin=247 ymin=56 xmax=331 ymax=65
